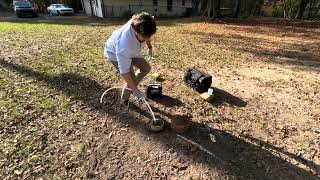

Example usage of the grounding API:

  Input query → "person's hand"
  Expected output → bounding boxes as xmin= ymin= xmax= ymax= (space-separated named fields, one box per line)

xmin=133 ymin=89 xmax=145 ymax=101
xmin=147 ymin=48 xmax=153 ymax=61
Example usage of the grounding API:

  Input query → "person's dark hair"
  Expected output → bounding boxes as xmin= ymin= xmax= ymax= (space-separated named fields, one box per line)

xmin=131 ymin=12 xmax=157 ymax=38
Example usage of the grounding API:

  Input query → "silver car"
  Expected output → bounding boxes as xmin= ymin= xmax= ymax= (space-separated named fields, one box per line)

xmin=13 ymin=0 xmax=37 ymax=18
xmin=47 ymin=4 xmax=74 ymax=16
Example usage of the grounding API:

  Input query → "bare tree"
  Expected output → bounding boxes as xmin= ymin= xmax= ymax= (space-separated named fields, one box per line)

xmin=233 ymin=0 xmax=241 ymax=18
xmin=306 ymin=0 xmax=319 ymax=19
xmin=207 ymin=0 xmax=213 ymax=17
xmin=281 ymin=0 xmax=294 ymax=18
xmin=196 ymin=0 xmax=220 ymax=19
xmin=296 ymin=0 xmax=310 ymax=19
xmin=252 ymin=0 xmax=264 ymax=16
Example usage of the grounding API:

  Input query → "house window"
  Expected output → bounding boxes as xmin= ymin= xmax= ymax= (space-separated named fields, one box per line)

xmin=182 ymin=0 xmax=185 ymax=6
xmin=167 ymin=0 xmax=172 ymax=11
xmin=153 ymin=0 xmax=158 ymax=6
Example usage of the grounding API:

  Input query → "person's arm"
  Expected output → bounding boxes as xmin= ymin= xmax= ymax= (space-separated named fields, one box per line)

xmin=116 ymin=50 xmax=137 ymax=91
xmin=121 ymin=72 xmax=138 ymax=92
xmin=116 ymin=50 xmax=144 ymax=99
xmin=121 ymin=73 xmax=144 ymax=99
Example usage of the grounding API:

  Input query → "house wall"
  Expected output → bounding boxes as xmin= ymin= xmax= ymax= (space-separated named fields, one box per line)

xmin=103 ymin=0 xmax=192 ymax=17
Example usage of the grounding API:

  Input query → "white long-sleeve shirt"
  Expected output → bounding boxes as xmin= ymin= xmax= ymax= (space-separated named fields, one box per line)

xmin=104 ymin=19 xmax=145 ymax=74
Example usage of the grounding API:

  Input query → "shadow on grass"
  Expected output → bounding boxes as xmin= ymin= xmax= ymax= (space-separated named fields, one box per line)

xmin=212 ymin=17 xmax=320 ymax=29
xmin=182 ymin=29 xmax=320 ymax=71
xmin=149 ymin=95 xmax=184 ymax=108
xmin=0 ymin=58 xmax=319 ymax=179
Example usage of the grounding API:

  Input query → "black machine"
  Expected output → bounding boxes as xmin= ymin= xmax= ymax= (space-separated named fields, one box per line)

xmin=146 ymin=83 xmax=163 ymax=99
xmin=184 ymin=68 xmax=212 ymax=93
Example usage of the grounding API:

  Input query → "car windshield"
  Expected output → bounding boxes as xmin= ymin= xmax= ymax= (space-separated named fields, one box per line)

xmin=14 ymin=1 xmax=30 ymax=6
xmin=55 ymin=4 xmax=68 ymax=8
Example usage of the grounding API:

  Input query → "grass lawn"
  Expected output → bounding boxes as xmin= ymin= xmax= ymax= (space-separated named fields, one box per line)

xmin=0 ymin=16 xmax=319 ymax=179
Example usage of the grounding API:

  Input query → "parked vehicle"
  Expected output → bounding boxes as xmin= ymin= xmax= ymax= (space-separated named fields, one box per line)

xmin=12 ymin=0 xmax=37 ymax=18
xmin=47 ymin=4 xmax=74 ymax=16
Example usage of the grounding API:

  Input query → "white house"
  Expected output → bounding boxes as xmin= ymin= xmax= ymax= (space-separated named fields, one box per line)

xmin=82 ymin=0 xmax=193 ymax=18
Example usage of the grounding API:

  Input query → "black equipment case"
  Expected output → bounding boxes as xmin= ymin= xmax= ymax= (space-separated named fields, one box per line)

xmin=184 ymin=68 xmax=212 ymax=93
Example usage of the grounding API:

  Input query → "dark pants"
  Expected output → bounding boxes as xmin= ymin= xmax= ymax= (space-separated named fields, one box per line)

xmin=109 ymin=58 xmax=151 ymax=101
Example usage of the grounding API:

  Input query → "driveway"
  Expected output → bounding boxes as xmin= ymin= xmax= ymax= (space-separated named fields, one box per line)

xmin=0 ymin=10 xmax=87 ymax=21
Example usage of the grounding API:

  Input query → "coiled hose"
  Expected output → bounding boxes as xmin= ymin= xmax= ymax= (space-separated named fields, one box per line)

xmin=100 ymin=86 xmax=156 ymax=121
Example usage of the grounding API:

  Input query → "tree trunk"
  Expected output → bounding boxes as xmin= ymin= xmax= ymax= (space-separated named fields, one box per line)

xmin=252 ymin=0 xmax=263 ymax=16
xmin=207 ymin=0 xmax=213 ymax=18
xmin=233 ymin=0 xmax=241 ymax=18
xmin=206 ymin=0 xmax=220 ymax=19
xmin=198 ymin=0 xmax=206 ymax=15
xmin=307 ymin=0 xmax=314 ymax=19
xmin=296 ymin=0 xmax=310 ymax=19
xmin=282 ymin=0 xmax=288 ymax=18
xmin=317 ymin=3 xmax=320 ymax=17
xmin=216 ymin=0 xmax=221 ymax=17
xmin=288 ymin=0 xmax=293 ymax=18
xmin=212 ymin=0 xmax=220 ymax=18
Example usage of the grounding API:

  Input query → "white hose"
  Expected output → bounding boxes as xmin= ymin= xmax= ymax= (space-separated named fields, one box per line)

xmin=100 ymin=86 xmax=131 ymax=104
xmin=100 ymin=86 xmax=157 ymax=121
xmin=142 ymin=98 xmax=156 ymax=121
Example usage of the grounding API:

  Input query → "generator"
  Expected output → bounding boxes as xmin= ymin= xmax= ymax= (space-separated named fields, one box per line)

xmin=146 ymin=83 xmax=163 ymax=99
xmin=184 ymin=68 xmax=212 ymax=93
